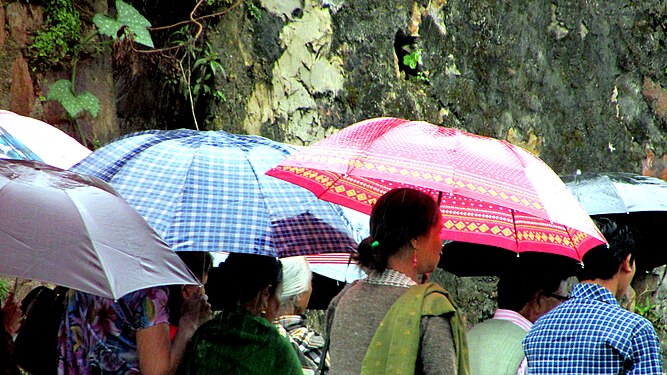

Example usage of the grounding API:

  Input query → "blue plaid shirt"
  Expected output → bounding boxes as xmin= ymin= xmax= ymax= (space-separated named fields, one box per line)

xmin=523 ymin=283 xmax=662 ymax=374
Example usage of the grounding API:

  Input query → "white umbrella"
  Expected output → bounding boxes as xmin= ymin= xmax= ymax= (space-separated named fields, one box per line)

xmin=0 ymin=159 xmax=198 ymax=299
xmin=0 ymin=110 xmax=91 ymax=169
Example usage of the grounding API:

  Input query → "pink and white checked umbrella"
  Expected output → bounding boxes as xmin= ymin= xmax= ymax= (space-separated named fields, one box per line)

xmin=267 ymin=117 xmax=606 ymax=264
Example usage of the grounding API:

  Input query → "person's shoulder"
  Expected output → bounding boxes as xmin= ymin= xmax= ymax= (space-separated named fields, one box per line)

xmin=327 ymin=281 xmax=357 ymax=310
xmin=617 ymin=308 xmax=659 ymax=333
xmin=275 ymin=333 xmax=304 ymax=375
xmin=273 ymin=327 xmax=302 ymax=357
xmin=122 ymin=286 xmax=168 ymax=301
xmin=602 ymin=302 xmax=649 ymax=325
xmin=330 ymin=280 xmax=386 ymax=309
xmin=468 ymin=317 xmax=516 ymax=330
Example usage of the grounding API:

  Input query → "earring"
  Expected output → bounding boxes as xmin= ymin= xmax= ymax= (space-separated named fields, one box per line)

xmin=261 ymin=310 xmax=267 ymax=317
xmin=412 ymin=250 xmax=418 ymax=267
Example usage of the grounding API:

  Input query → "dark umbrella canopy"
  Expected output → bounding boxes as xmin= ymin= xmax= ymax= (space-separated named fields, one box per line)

xmin=562 ymin=172 xmax=667 ymax=271
xmin=440 ymin=241 xmax=582 ymax=277
xmin=271 ymin=212 xmax=357 ymax=257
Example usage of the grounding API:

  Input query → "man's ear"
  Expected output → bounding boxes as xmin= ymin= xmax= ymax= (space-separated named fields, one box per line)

xmin=520 ymin=291 xmax=544 ymax=323
xmin=532 ymin=290 xmax=545 ymax=309
xmin=620 ymin=254 xmax=634 ymax=273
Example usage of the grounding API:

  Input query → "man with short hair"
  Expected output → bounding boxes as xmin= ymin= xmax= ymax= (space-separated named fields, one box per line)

xmin=522 ymin=219 xmax=663 ymax=374
xmin=467 ymin=271 xmax=569 ymax=375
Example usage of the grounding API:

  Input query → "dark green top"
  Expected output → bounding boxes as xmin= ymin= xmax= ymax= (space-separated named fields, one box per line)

xmin=179 ymin=306 xmax=302 ymax=375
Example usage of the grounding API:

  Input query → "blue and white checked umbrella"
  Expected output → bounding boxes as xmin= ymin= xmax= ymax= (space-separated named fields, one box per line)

xmin=71 ymin=129 xmax=363 ymax=257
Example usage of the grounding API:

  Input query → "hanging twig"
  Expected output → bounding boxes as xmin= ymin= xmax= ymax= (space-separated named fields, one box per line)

xmin=178 ymin=59 xmax=199 ymax=130
xmin=150 ymin=0 xmax=243 ymax=31
xmin=132 ymin=0 xmax=243 ymax=54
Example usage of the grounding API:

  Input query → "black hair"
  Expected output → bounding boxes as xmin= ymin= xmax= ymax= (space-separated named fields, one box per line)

xmin=497 ymin=271 xmax=565 ymax=311
xmin=178 ymin=251 xmax=213 ymax=281
xmin=578 ymin=217 xmax=636 ymax=281
xmin=206 ymin=253 xmax=283 ymax=311
xmin=168 ymin=251 xmax=214 ymax=325
xmin=354 ymin=188 xmax=439 ymax=272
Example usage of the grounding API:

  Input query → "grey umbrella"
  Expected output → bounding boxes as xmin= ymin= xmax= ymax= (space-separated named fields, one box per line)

xmin=562 ymin=172 xmax=667 ymax=271
xmin=0 ymin=159 xmax=198 ymax=299
xmin=562 ymin=172 xmax=667 ymax=215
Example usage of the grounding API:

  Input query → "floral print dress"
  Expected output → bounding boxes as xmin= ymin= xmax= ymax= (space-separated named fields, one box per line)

xmin=57 ymin=287 xmax=169 ymax=375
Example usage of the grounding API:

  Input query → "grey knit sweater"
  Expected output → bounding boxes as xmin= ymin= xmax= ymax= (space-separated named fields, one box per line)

xmin=325 ymin=279 xmax=457 ymax=375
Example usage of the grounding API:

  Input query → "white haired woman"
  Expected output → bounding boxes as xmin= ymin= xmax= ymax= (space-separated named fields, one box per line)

xmin=275 ymin=256 xmax=329 ymax=374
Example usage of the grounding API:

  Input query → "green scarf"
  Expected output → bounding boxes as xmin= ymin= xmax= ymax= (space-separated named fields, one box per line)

xmin=180 ymin=307 xmax=302 ymax=375
xmin=361 ymin=283 xmax=470 ymax=375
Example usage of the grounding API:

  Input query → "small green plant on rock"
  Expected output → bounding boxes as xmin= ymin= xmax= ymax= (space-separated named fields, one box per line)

xmin=635 ymin=293 xmax=663 ymax=333
xmin=28 ymin=0 xmax=81 ymax=70
xmin=416 ymin=71 xmax=429 ymax=82
xmin=402 ymin=48 xmax=429 ymax=83
xmin=403 ymin=48 xmax=422 ymax=70
xmin=43 ymin=0 xmax=153 ymax=121
xmin=191 ymin=42 xmax=227 ymax=104
xmin=166 ymin=25 xmax=227 ymax=128
xmin=247 ymin=3 xmax=263 ymax=21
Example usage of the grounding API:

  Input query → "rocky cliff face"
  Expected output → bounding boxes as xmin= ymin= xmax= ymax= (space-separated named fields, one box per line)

xmin=3 ymin=0 xmax=665 ymax=173
xmin=2 ymin=0 xmax=667 ymax=362
xmin=203 ymin=0 xmax=667 ymax=180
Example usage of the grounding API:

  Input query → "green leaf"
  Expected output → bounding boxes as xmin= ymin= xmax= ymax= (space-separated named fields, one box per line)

xmin=47 ymin=80 xmax=100 ymax=118
xmin=403 ymin=49 xmax=422 ymax=70
xmin=93 ymin=0 xmax=154 ymax=48
xmin=93 ymin=13 xmax=123 ymax=38
xmin=47 ymin=80 xmax=74 ymax=101
xmin=116 ymin=0 xmax=154 ymax=48
xmin=78 ymin=92 xmax=101 ymax=117
xmin=193 ymin=58 xmax=206 ymax=69
xmin=214 ymin=91 xmax=226 ymax=102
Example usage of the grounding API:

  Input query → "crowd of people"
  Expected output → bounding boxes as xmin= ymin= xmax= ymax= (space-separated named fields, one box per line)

xmin=0 ymin=187 xmax=663 ymax=374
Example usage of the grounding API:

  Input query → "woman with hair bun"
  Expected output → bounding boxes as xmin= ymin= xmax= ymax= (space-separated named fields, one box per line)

xmin=325 ymin=188 xmax=469 ymax=375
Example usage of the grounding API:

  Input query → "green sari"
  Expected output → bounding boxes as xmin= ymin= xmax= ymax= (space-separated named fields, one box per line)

xmin=180 ymin=306 xmax=302 ymax=375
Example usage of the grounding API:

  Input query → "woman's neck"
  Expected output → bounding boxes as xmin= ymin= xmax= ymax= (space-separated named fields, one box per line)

xmin=386 ymin=256 xmax=418 ymax=282
xmin=240 ymin=296 xmax=263 ymax=317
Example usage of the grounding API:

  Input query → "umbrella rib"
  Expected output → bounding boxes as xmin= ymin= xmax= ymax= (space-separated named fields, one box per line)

xmin=164 ymin=135 xmax=203 ymax=249
xmin=565 ymin=226 xmax=586 ymax=267
xmin=345 ymin=118 xmax=411 ymax=176
xmin=64 ymin=189 xmax=118 ymax=299
xmin=511 ymin=208 xmax=520 ymax=256
xmin=241 ymin=145 xmax=278 ymax=256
